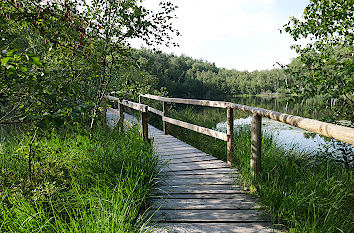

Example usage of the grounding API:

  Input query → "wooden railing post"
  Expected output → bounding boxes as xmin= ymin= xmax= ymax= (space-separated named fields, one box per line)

xmin=103 ymin=97 xmax=107 ymax=125
xmin=141 ymin=106 xmax=149 ymax=143
xmin=227 ymin=107 xmax=234 ymax=166
xmin=163 ymin=101 xmax=168 ymax=135
xmin=118 ymin=102 xmax=124 ymax=129
xmin=251 ymin=114 xmax=262 ymax=189
xmin=139 ymin=94 xmax=143 ymax=104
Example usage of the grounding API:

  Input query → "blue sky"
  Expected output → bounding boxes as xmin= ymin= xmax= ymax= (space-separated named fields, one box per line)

xmin=136 ymin=0 xmax=310 ymax=71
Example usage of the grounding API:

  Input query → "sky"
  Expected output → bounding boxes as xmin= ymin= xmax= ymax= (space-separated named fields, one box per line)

xmin=133 ymin=0 xmax=310 ymax=71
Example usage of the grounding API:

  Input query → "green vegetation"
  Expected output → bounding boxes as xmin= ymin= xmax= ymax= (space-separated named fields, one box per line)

xmin=161 ymin=107 xmax=353 ymax=233
xmin=134 ymin=49 xmax=291 ymax=100
xmin=0 ymin=125 xmax=158 ymax=232
xmin=282 ymin=0 xmax=353 ymax=122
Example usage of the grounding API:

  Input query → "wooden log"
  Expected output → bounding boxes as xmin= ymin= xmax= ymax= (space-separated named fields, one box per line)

xmin=141 ymin=105 xmax=149 ymax=143
xmin=105 ymin=95 xmax=147 ymax=112
xmin=250 ymin=114 xmax=262 ymax=189
xmin=121 ymin=99 xmax=147 ymax=112
xmin=141 ymin=94 xmax=231 ymax=108
xmin=227 ymin=107 xmax=234 ymax=166
xmin=162 ymin=116 xmax=228 ymax=141
xmin=148 ymin=106 xmax=163 ymax=116
xmin=229 ymin=103 xmax=354 ymax=146
xmin=163 ymin=101 xmax=168 ymax=135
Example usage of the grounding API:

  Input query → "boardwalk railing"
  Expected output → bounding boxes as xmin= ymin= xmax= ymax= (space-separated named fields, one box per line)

xmin=104 ymin=94 xmax=354 ymax=187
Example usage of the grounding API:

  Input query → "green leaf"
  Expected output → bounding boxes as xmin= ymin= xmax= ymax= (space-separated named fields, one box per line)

xmin=30 ymin=56 xmax=41 ymax=65
xmin=1 ymin=57 xmax=12 ymax=66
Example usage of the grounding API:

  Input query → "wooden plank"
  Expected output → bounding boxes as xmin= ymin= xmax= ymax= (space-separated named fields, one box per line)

xmin=161 ymin=156 xmax=218 ymax=164
xmin=158 ymin=146 xmax=197 ymax=151
xmin=166 ymin=168 xmax=237 ymax=175
xmin=157 ymin=177 xmax=238 ymax=185
xmin=147 ymin=209 xmax=268 ymax=222
xmin=149 ymin=198 xmax=262 ymax=210
xmin=164 ymin=160 xmax=227 ymax=167
xmin=159 ymin=153 xmax=213 ymax=160
xmin=153 ymin=193 xmax=246 ymax=199
xmin=148 ymin=106 xmax=163 ymax=116
xmin=141 ymin=94 xmax=232 ymax=108
xmin=156 ymin=184 xmax=244 ymax=194
xmin=159 ymin=149 xmax=204 ymax=156
xmin=162 ymin=163 xmax=230 ymax=172
xmin=163 ymin=116 xmax=228 ymax=141
xmin=148 ymin=222 xmax=274 ymax=233
xmin=162 ymin=173 xmax=239 ymax=180
xmin=121 ymin=99 xmax=147 ymax=112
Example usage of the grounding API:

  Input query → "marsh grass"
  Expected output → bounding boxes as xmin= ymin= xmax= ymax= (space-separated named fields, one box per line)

xmin=0 ymin=124 xmax=159 ymax=232
xmin=158 ymin=107 xmax=353 ymax=233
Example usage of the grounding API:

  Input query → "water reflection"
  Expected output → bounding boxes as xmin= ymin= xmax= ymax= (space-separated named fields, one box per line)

xmin=216 ymin=116 xmax=352 ymax=155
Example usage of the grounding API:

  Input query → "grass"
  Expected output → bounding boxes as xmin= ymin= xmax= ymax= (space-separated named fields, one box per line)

xmin=155 ymin=106 xmax=354 ymax=233
xmin=0 ymin=124 xmax=159 ymax=232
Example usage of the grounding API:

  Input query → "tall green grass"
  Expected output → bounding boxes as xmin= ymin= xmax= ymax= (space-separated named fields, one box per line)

xmin=162 ymin=107 xmax=353 ymax=233
xmin=0 ymin=124 xmax=159 ymax=232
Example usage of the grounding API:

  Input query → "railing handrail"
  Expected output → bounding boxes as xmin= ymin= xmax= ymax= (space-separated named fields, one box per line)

xmin=104 ymin=93 xmax=354 ymax=189
xmin=140 ymin=94 xmax=354 ymax=146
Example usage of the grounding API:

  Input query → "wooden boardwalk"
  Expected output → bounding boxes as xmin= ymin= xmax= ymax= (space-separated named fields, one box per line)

xmin=146 ymin=124 xmax=274 ymax=232
xmin=107 ymin=111 xmax=274 ymax=232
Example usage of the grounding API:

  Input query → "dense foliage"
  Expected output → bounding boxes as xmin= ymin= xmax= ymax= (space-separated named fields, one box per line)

xmin=134 ymin=49 xmax=291 ymax=100
xmin=0 ymin=0 xmax=178 ymax=128
xmin=282 ymin=0 xmax=354 ymax=123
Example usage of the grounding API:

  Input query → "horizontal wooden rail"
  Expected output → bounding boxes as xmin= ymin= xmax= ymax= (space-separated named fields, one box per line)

xmin=140 ymin=94 xmax=231 ymax=108
xmin=106 ymin=95 xmax=148 ymax=113
xmin=229 ymin=103 xmax=354 ymax=146
xmin=163 ymin=116 xmax=228 ymax=141
xmin=148 ymin=106 xmax=163 ymax=116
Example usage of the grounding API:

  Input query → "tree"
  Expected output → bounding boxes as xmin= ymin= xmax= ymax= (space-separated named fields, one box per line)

xmin=282 ymin=0 xmax=353 ymax=123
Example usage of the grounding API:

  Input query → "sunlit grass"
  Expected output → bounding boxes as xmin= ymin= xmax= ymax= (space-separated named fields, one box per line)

xmin=0 ymin=124 xmax=159 ymax=232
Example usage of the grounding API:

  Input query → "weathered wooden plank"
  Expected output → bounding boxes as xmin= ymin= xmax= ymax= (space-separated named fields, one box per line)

xmin=161 ymin=156 xmax=218 ymax=164
xmin=166 ymin=168 xmax=237 ymax=175
xmin=153 ymin=193 xmax=246 ymax=199
xmin=162 ymin=173 xmax=239 ymax=180
xmin=159 ymin=153 xmax=213 ymax=160
xmin=147 ymin=209 xmax=268 ymax=222
xmin=158 ymin=146 xmax=199 ymax=152
xmin=162 ymin=162 xmax=230 ymax=172
xmin=148 ymin=106 xmax=163 ymax=116
xmin=148 ymin=222 xmax=274 ymax=233
xmin=156 ymin=184 xmax=244 ymax=194
xmin=163 ymin=116 xmax=228 ymax=141
xmin=159 ymin=149 xmax=204 ymax=156
xmin=157 ymin=177 xmax=238 ymax=185
xmin=150 ymin=198 xmax=262 ymax=210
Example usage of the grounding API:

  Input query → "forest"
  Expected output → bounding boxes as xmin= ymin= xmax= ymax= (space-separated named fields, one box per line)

xmin=1 ymin=0 xmax=353 ymax=232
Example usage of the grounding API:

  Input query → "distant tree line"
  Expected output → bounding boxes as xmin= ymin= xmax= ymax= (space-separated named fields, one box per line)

xmin=133 ymin=49 xmax=291 ymax=100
